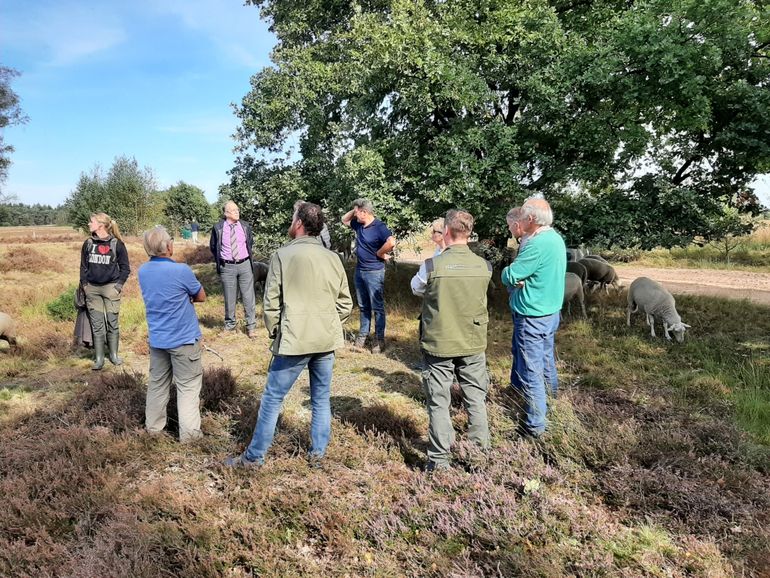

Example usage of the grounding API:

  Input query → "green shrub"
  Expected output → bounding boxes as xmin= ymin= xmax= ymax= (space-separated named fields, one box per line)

xmin=46 ymin=286 xmax=77 ymax=321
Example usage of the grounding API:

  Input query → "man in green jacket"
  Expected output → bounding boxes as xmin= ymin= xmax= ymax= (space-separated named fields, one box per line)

xmin=501 ymin=198 xmax=566 ymax=437
xmin=225 ymin=202 xmax=353 ymax=468
xmin=414 ymin=209 xmax=492 ymax=471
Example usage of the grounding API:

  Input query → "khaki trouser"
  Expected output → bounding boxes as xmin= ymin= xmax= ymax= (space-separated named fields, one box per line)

xmin=84 ymin=282 xmax=121 ymax=336
xmin=422 ymin=352 xmax=490 ymax=466
xmin=146 ymin=342 xmax=203 ymax=442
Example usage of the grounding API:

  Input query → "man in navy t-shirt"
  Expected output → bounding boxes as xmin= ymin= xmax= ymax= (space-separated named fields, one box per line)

xmin=341 ymin=198 xmax=396 ymax=353
xmin=138 ymin=225 xmax=207 ymax=442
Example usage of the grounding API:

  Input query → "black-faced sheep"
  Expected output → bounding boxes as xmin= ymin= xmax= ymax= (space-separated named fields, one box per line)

xmin=566 ymin=261 xmax=587 ymax=285
xmin=627 ymin=277 xmax=690 ymax=342
xmin=582 ymin=254 xmax=609 ymax=264
xmin=566 ymin=248 xmax=586 ymax=262
xmin=252 ymin=261 xmax=269 ymax=294
xmin=579 ymin=258 xmax=620 ymax=294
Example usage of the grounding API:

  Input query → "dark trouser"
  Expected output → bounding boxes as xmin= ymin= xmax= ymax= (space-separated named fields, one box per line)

xmin=220 ymin=260 xmax=256 ymax=331
xmin=422 ymin=352 xmax=490 ymax=466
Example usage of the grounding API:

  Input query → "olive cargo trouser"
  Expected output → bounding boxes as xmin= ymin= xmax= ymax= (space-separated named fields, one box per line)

xmin=422 ymin=352 xmax=490 ymax=466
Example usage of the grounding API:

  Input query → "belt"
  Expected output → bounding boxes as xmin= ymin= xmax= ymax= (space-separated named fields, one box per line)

xmin=222 ymin=257 xmax=248 ymax=265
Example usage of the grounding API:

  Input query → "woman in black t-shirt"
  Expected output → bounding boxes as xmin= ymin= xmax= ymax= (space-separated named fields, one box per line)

xmin=79 ymin=212 xmax=131 ymax=370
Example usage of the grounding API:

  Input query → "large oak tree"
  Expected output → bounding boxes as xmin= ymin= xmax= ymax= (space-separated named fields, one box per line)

xmin=229 ymin=0 xmax=770 ymax=250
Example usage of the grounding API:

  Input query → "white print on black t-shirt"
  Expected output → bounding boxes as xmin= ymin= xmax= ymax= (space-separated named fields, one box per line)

xmin=88 ymin=253 xmax=113 ymax=265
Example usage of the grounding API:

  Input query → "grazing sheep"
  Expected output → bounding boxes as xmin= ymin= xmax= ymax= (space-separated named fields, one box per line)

xmin=582 ymin=254 xmax=609 ymax=264
xmin=579 ymin=258 xmax=620 ymax=294
xmin=627 ymin=277 xmax=690 ymax=342
xmin=566 ymin=247 xmax=586 ymax=262
xmin=566 ymin=261 xmax=587 ymax=284
xmin=562 ymin=272 xmax=586 ymax=317
xmin=0 ymin=312 xmax=18 ymax=347
xmin=252 ymin=261 xmax=269 ymax=294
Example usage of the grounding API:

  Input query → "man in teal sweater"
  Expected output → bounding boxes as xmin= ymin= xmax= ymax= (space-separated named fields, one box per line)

xmin=501 ymin=198 xmax=566 ymax=436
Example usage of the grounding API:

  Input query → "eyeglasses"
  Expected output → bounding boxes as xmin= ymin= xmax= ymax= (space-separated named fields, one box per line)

xmin=432 ymin=229 xmax=443 ymax=235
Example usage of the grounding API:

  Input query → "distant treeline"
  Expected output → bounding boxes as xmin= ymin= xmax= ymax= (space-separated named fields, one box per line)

xmin=0 ymin=203 xmax=69 ymax=227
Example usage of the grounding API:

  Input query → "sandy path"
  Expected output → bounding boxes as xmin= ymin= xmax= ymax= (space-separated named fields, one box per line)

xmin=614 ymin=265 xmax=770 ymax=305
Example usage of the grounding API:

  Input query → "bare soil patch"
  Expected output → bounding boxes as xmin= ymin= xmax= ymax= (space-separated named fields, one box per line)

xmin=615 ymin=265 xmax=770 ymax=305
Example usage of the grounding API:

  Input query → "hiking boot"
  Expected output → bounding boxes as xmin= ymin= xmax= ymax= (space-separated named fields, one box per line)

xmin=371 ymin=338 xmax=386 ymax=354
xmin=223 ymin=453 xmax=263 ymax=469
xmin=425 ymin=460 xmax=451 ymax=475
xmin=307 ymin=453 xmax=325 ymax=470
xmin=353 ymin=335 xmax=367 ymax=349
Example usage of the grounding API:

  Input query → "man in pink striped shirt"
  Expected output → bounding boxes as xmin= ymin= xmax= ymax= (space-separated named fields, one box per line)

xmin=209 ymin=201 xmax=257 ymax=337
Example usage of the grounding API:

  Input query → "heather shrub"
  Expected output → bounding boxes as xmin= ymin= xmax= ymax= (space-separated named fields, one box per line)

xmin=163 ymin=367 xmax=238 ymax=435
xmin=0 ymin=246 xmax=65 ymax=273
xmin=19 ymin=329 xmax=73 ymax=361
xmin=178 ymin=244 xmax=213 ymax=265
xmin=75 ymin=370 xmax=146 ymax=432
xmin=201 ymin=366 xmax=238 ymax=411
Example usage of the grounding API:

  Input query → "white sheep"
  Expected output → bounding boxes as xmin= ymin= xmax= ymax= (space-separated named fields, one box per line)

xmin=0 ymin=312 xmax=18 ymax=348
xmin=626 ymin=277 xmax=690 ymax=342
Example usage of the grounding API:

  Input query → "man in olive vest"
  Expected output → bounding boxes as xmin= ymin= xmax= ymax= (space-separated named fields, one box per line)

xmin=413 ymin=209 xmax=492 ymax=472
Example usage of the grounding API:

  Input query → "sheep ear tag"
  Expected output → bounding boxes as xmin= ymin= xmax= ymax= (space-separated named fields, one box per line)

xmin=98 ymin=245 xmax=110 ymax=255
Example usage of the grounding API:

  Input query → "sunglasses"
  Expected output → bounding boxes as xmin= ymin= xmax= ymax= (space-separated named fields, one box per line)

xmin=432 ymin=229 xmax=443 ymax=234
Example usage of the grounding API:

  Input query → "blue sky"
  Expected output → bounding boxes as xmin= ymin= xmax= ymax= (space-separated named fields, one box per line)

xmin=2 ymin=1 xmax=769 ymax=209
xmin=1 ymin=0 xmax=275 ymax=206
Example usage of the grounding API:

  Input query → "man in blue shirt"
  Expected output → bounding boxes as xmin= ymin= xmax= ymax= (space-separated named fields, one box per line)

xmin=138 ymin=225 xmax=207 ymax=442
xmin=341 ymin=198 xmax=396 ymax=353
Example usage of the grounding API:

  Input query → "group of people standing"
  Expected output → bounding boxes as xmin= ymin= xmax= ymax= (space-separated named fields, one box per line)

xmin=78 ymin=194 xmax=565 ymax=471
xmin=406 ymin=198 xmax=565 ymax=471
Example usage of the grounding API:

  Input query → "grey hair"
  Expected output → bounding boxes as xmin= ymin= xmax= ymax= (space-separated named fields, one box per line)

xmin=521 ymin=198 xmax=553 ymax=226
xmin=506 ymin=207 xmax=523 ymax=222
xmin=143 ymin=225 xmax=173 ymax=257
xmin=431 ymin=217 xmax=445 ymax=233
xmin=352 ymin=198 xmax=374 ymax=215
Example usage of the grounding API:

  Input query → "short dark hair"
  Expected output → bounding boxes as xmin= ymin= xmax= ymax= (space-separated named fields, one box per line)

xmin=296 ymin=202 xmax=324 ymax=237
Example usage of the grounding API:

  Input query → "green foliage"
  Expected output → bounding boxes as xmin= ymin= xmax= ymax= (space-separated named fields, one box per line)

xmin=231 ymin=0 xmax=770 ymax=249
xmin=162 ymin=181 xmax=214 ymax=234
xmin=64 ymin=156 xmax=162 ymax=235
xmin=46 ymin=286 xmax=77 ymax=322
xmin=0 ymin=66 xmax=28 ymax=190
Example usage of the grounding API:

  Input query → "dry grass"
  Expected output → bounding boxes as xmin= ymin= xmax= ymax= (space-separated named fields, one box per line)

xmin=0 ymin=230 xmax=768 ymax=576
xmin=0 ymin=246 xmax=66 ymax=274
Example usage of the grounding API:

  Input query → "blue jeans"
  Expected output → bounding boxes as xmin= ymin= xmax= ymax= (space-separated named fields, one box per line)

xmin=355 ymin=268 xmax=386 ymax=340
xmin=244 ymin=352 xmax=334 ymax=463
xmin=512 ymin=312 xmax=560 ymax=434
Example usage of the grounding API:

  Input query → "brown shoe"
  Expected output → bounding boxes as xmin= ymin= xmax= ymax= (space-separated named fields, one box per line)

xmin=372 ymin=338 xmax=385 ymax=354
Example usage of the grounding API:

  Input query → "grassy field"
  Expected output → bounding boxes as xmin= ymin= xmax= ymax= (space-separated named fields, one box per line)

xmin=1 ymin=235 xmax=769 ymax=576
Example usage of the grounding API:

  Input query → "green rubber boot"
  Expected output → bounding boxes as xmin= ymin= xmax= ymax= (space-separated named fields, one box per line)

xmin=92 ymin=334 xmax=105 ymax=370
xmin=107 ymin=332 xmax=123 ymax=366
